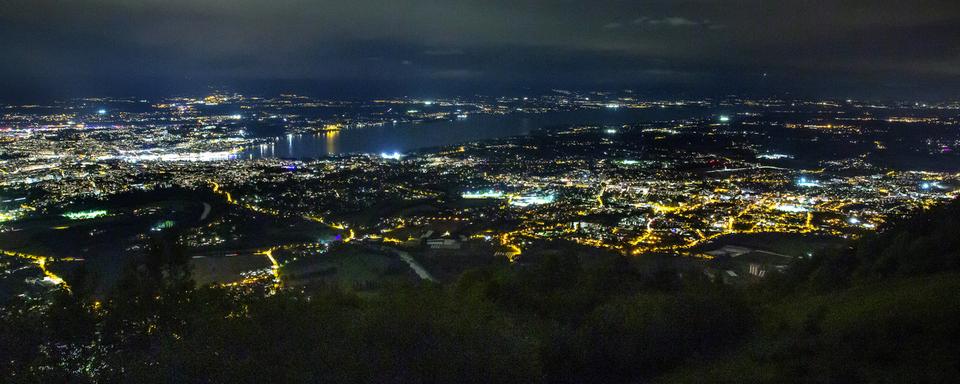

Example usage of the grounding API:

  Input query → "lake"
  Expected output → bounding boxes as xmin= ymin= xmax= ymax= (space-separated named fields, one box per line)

xmin=241 ymin=107 xmax=718 ymax=159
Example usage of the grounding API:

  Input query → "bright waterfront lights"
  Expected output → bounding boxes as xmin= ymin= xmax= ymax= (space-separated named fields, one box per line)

xmin=775 ymin=204 xmax=810 ymax=213
xmin=63 ymin=210 xmax=108 ymax=220
xmin=797 ymin=177 xmax=821 ymax=187
xmin=510 ymin=194 xmax=556 ymax=207
xmin=462 ymin=190 xmax=505 ymax=199
xmin=105 ymin=150 xmax=238 ymax=162
xmin=380 ymin=151 xmax=403 ymax=160
xmin=758 ymin=153 xmax=793 ymax=160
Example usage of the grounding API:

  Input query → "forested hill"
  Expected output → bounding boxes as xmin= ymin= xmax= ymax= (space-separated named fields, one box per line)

xmin=667 ymin=198 xmax=960 ymax=383
xmin=2 ymin=200 xmax=959 ymax=383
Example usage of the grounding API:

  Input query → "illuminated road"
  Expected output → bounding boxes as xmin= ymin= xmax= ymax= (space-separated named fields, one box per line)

xmin=255 ymin=247 xmax=282 ymax=291
xmin=0 ymin=249 xmax=73 ymax=292
xmin=198 ymin=247 xmax=283 ymax=290
xmin=210 ymin=180 xmax=350 ymax=232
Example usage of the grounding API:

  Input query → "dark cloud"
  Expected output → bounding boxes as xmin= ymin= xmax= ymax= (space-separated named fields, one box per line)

xmin=634 ymin=16 xmax=701 ymax=27
xmin=1 ymin=0 xmax=959 ymax=100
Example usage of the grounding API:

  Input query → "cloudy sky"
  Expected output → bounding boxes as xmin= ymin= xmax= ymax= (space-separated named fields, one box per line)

xmin=2 ymin=0 xmax=959 ymax=100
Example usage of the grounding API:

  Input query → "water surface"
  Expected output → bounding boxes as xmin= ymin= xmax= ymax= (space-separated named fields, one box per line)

xmin=243 ymin=108 xmax=715 ymax=159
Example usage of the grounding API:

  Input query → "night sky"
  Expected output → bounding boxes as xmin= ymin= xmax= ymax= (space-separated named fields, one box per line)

xmin=2 ymin=0 xmax=959 ymax=101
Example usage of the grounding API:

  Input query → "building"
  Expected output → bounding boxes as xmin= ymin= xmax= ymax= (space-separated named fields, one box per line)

xmin=426 ymin=238 xmax=461 ymax=250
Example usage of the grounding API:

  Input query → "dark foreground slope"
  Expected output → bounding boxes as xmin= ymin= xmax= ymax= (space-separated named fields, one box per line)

xmin=2 ymin=201 xmax=960 ymax=383
xmin=663 ymin=199 xmax=960 ymax=383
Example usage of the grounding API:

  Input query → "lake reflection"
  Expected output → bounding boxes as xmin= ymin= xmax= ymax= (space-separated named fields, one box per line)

xmin=243 ymin=108 xmax=712 ymax=159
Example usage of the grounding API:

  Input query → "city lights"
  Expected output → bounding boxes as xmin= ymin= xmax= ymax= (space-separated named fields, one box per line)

xmin=380 ymin=151 xmax=403 ymax=160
